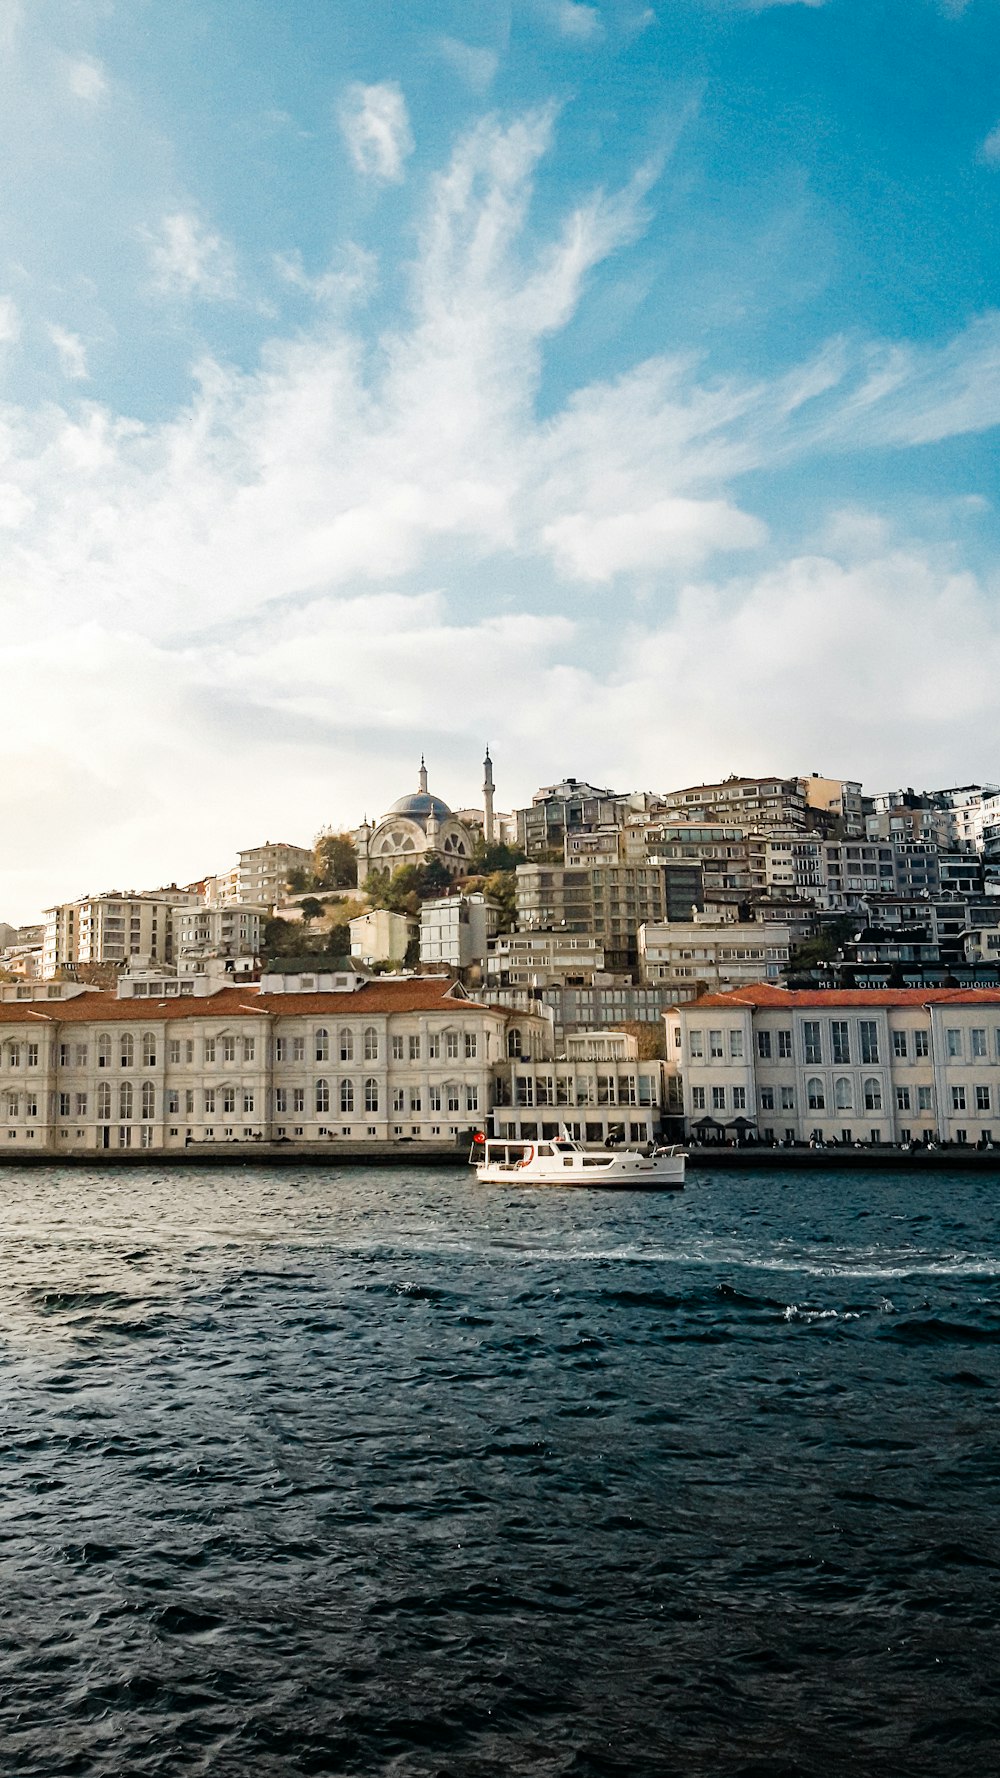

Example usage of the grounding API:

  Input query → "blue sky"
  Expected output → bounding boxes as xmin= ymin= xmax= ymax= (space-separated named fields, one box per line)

xmin=2 ymin=0 xmax=1000 ymax=919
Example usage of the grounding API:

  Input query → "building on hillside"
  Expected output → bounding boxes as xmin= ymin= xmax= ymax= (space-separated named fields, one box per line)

xmin=517 ymin=778 xmax=629 ymax=857
xmin=419 ymin=893 xmax=500 ymax=974
xmin=42 ymin=893 xmax=178 ymax=980
xmin=349 ymin=909 xmax=416 ymax=966
xmin=638 ymin=916 xmax=792 ymax=996
xmin=0 ymin=974 xmax=548 ymax=1153
xmin=515 ymin=858 xmax=703 ymax=972
xmin=237 ymin=843 xmax=313 ymax=908
xmin=486 ymin=931 xmax=606 ymax=992
xmin=658 ymin=776 xmax=808 ymax=831
xmin=664 ymin=985 xmax=1000 ymax=1146
xmin=355 ymin=759 xmax=481 ymax=887
xmin=799 ymin=775 xmax=864 ymax=835
xmin=172 ymin=904 xmax=266 ymax=967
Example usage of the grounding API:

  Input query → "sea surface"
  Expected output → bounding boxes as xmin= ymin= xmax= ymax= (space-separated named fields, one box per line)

xmin=1 ymin=1163 xmax=999 ymax=1778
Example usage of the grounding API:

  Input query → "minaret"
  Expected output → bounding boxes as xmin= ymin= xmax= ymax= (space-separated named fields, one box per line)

xmin=419 ymin=754 xmax=428 ymax=795
xmin=483 ymin=746 xmax=495 ymax=846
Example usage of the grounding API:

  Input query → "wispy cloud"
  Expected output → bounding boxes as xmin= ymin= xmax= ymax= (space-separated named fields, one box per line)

xmin=339 ymin=81 xmax=414 ymax=182
xmin=436 ymin=36 xmax=499 ymax=92
xmin=66 ymin=55 xmax=107 ymax=103
xmin=48 ymin=324 xmax=88 ymax=380
xmin=0 ymin=294 xmax=20 ymax=344
xmin=979 ymin=122 xmax=1000 ymax=165
xmin=145 ymin=210 xmax=237 ymax=300
xmin=273 ymin=244 xmax=376 ymax=306
xmin=545 ymin=1 xmax=604 ymax=40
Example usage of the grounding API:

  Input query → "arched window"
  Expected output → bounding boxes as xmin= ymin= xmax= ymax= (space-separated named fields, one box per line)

xmin=340 ymin=1079 xmax=354 ymax=1114
xmin=365 ymin=1077 xmax=379 ymax=1113
xmin=834 ymin=1077 xmax=853 ymax=1111
xmin=339 ymin=1029 xmax=354 ymax=1062
xmin=315 ymin=1078 xmax=330 ymax=1114
xmin=864 ymin=1077 xmax=882 ymax=1112
xmin=141 ymin=1081 xmax=155 ymax=1120
xmin=807 ymin=1077 xmax=825 ymax=1111
xmin=315 ymin=1028 xmax=329 ymax=1062
xmin=142 ymin=1033 xmax=156 ymax=1067
xmin=119 ymin=1082 xmax=133 ymax=1121
xmin=507 ymin=1028 xmax=522 ymax=1059
xmin=120 ymin=1034 xmax=134 ymax=1069
xmin=97 ymin=1082 xmax=111 ymax=1121
xmin=363 ymin=1027 xmax=378 ymax=1061
xmin=98 ymin=1035 xmax=111 ymax=1068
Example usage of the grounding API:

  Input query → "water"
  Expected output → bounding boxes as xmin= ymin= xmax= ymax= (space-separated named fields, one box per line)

xmin=2 ymin=1164 xmax=999 ymax=1778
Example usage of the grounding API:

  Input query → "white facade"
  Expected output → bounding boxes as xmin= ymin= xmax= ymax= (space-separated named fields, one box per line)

xmin=486 ymin=931 xmax=605 ymax=990
xmin=42 ymin=894 xmax=177 ymax=979
xmin=172 ymin=903 xmax=265 ymax=964
xmin=237 ymin=843 xmax=313 ymax=909
xmin=665 ymin=986 xmax=1000 ymax=1146
xmin=638 ymin=918 xmax=791 ymax=994
xmin=349 ymin=908 xmax=415 ymax=965
xmin=419 ymin=894 xmax=500 ymax=971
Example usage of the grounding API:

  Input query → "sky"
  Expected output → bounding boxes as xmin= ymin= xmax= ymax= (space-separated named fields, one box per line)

xmin=2 ymin=0 xmax=1000 ymax=921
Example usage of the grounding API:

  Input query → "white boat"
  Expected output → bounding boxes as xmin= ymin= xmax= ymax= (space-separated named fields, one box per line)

xmin=470 ymin=1131 xmax=686 ymax=1189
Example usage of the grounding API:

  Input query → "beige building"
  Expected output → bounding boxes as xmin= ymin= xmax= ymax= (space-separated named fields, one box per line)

xmin=238 ymin=843 xmax=313 ymax=908
xmin=665 ymin=985 xmax=1000 ymax=1146
xmin=486 ymin=931 xmax=606 ymax=991
xmin=349 ymin=908 xmax=416 ymax=966
xmin=493 ymin=1025 xmax=665 ymax=1145
xmin=638 ymin=916 xmax=791 ymax=996
xmin=42 ymin=893 xmax=178 ymax=979
xmin=0 ymin=975 xmax=546 ymax=1153
xmin=172 ymin=903 xmax=266 ymax=966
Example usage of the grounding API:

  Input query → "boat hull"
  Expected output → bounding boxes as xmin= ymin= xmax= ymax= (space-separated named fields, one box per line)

xmin=475 ymin=1151 xmax=685 ymax=1189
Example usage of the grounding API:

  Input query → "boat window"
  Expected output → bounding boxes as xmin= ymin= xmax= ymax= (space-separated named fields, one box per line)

xmin=537 ymin=1144 xmax=553 ymax=1157
xmin=563 ymin=1156 xmax=574 ymax=1166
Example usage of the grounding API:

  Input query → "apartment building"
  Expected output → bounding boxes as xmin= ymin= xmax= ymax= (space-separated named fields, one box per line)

xmin=515 ymin=859 xmax=698 ymax=971
xmin=237 ymin=842 xmax=314 ymax=909
xmin=638 ymin=917 xmax=792 ymax=996
xmin=486 ymin=931 xmax=605 ymax=991
xmin=0 ymin=974 xmax=544 ymax=1153
xmin=658 ymin=776 xmax=809 ymax=831
xmin=419 ymin=893 xmax=500 ymax=973
xmin=517 ymin=779 xmax=628 ymax=856
xmin=42 ymin=893 xmax=177 ymax=979
xmin=172 ymin=903 xmax=266 ymax=965
xmin=665 ymin=985 xmax=1000 ymax=1146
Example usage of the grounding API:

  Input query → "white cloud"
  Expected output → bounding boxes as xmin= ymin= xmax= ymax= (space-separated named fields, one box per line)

xmin=66 ymin=55 xmax=107 ymax=103
xmin=273 ymin=243 xmax=375 ymax=306
xmin=48 ymin=324 xmax=89 ymax=380
xmin=145 ymin=210 xmax=237 ymax=300
xmin=0 ymin=294 xmax=20 ymax=343
xmin=547 ymin=1 xmax=604 ymax=39
xmin=980 ymin=123 xmax=1000 ymax=165
xmin=436 ymin=37 xmax=499 ymax=92
xmin=3 ymin=110 xmax=1000 ymax=917
xmin=339 ymin=82 xmax=414 ymax=183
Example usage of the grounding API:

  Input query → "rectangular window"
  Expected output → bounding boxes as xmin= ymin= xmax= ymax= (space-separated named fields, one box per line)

xmin=75 ymin=1092 xmax=87 ymax=1116
xmin=860 ymin=1021 xmax=879 ymax=1065
xmin=275 ymin=1088 xmax=286 ymax=1113
xmin=167 ymin=1090 xmax=179 ymax=1115
xmin=446 ymin=1032 xmax=460 ymax=1060
xmin=409 ymin=1089 xmax=422 ymax=1112
xmin=428 ymin=1035 xmax=440 ymax=1060
xmin=711 ymin=1086 xmax=726 ymax=1112
xmin=292 ymin=1037 xmax=305 ymax=1062
xmin=777 ymin=1030 xmax=792 ymax=1059
xmin=75 ymin=1043 xmax=88 ymax=1067
xmin=243 ymin=1091 xmax=254 ymax=1115
xmin=203 ymin=1088 xmax=216 ymax=1114
xmin=709 ymin=1030 xmax=723 ymax=1059
xmin=409 ymin=1035 xmax=420 ymax=1061
xmin=392 ymin=1036 xmax=404 ymax=1060
xmin=895 ymin=1087 xmax=911 ymax=1112
xmin=914 ymin=1030 xmax=929 ymax=1058
xmin=429 ymin=1086 xmax=442 ymax=1112
xmin=972 ymin=1028 xmax=987 ymax=1059
xmin=275 ymin=1037 xmax=286 ymax=1062
xmin=293 ymin=1088 xmax=304 ymax=1113
xmin=244 ymin=1037 xmax=256 ymax=1063
xmin=204 ymin=1037 xmax=216 ymax=1063
xmin=757 ymin=1030 xmax=772 ymax=1060
xmin=222 ymin=1037 xmax=236 ymax=1063
xmin=760 ymin=1087 xmax=775 ymax=1111
xmin=392 ymin=1088 xmax=405 ymax=1112
xmin=168 ymin=1039 xmax=181 ymax=1064
xmin=917 ymin=1085 xmax=933 ymax=1112
xmin=831 ymin=1021 xmax=850 ymax=1065
xmin=946 ymin=1029 xmax=962 ymax=1060
xmin=466 ymin=1086 xmax=479 ymax=1112
xmin=58 ymin=1043 xmax=70 ymax=1068
xmin=732 ymin=1086 xmax=747 ymax=1111
xmin=222 ymin=1088 xmax=235 ymax=1115
xmin=976 ymin=1085 xmax=991 ymax=1112
xmin=691 ymin=1086 xmax=706 ymax=1111
xmin=465 ymin=1033 xmax=478 ymax=1059
xmin=892 ymin=1031 xmax=908 ymax=1059
xmin=780 ymin=1086 xmax=794 ymax=1111
xmin=58 ymin=1092 xmax=71 ymax=1117
xmin=803 ymin=1021 xmax=821 ymax=1065
xmin=951 ymin=1086 xmax=967 ymax=1112
xmin=729 ymin=1029 xmax=743 ymax=1059
xmin=26 ymin=1043 xmax=38 ymax=1068
xmin=688 ymin=1030 xmax=704 ymax=1059
xmin=185 ymin=1089 xmax=195 ymax=1114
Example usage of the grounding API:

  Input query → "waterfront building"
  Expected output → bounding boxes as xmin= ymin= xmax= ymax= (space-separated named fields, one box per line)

xmin=0 ymin=974 xmax=547 ymax=1153
xmin=665 ymin=984 xmax=1000 ymax=1146
xmin=354 ymin=759 xmax=480 ymax=886
xmin=638 ymin=916 xmax=792 ymax=997
xmin=491 ymin=1027 xmax=665 ymax=1146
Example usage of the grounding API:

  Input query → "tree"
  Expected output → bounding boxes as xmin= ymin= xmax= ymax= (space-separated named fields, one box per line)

xmin=471 ymin=837 xmax=526 ymax=873
xmin=483 ymin=869 xmax=518 ymax=933
xmin=299 ymin=897 xmax=324 ymax=923
xmin=314 ymin=832 xmax=358 ymax=890
xmin=286 ymin=866 xmax=311 ymax=893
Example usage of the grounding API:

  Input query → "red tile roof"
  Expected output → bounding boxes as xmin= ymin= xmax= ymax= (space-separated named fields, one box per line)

xmin=674 ymin=984 xmax=1000 ymax=1011
xmin=0 ymin=980 xmax=492 ymax=1025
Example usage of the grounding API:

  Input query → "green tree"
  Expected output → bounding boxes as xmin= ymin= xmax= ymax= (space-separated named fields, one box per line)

xmin=483 ymin=869 xmax=518 ymax=933
xmin=299 ymin=896 xmax=324 ymax=923
xmin=286 ymin=866 xmax=312 ymax=893
xmin=314 ymin=832 xmax=358 ymax=889
xmin=471 ymin=837 xmax=526 ymax=873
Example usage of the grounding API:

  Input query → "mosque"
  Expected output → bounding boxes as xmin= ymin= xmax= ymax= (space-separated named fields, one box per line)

xmin=354 ymin=752 xmax=496 ymax=888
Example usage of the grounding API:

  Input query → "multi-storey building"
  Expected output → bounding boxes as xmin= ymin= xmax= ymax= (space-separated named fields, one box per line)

xmin=492 ymin=1027 xmax=665 ymax=1146
xmin=665 ymin=985 xmax=1000 ymax=1146
xmin=172 ymin=903 xmax=266 ymax=966
xmin=799 ymin=775 xmax=865 ymax=836
xmin=638 ymin=917 xmax=791 ymax=996
xmin=0 ymin=974 xmax=544 ymax=1154
xmin=419 ymin=893 xmax=501 ymax=973
xmin=515 ymin=860 xmax=698 ymax=971
xmin=42 ymin=893 xmax=177 ymax=979
xmin=237 ymin=842 xmax=314 ymax=909
xmin=486 ymin=931 xmax=606 ymax=992
xmin=658 ymin=776 xmax=809 ymax=831
xmin=517 ymin=778 xmax=628 ymax=857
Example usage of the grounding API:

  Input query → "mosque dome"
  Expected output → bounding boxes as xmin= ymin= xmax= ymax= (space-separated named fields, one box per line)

xmin=388 ymin=791 xmax=453 ymax=822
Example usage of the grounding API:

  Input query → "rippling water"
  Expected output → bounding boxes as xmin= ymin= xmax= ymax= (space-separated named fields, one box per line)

xmin=2 ymin=1163 xmax=1000 ymax=1777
